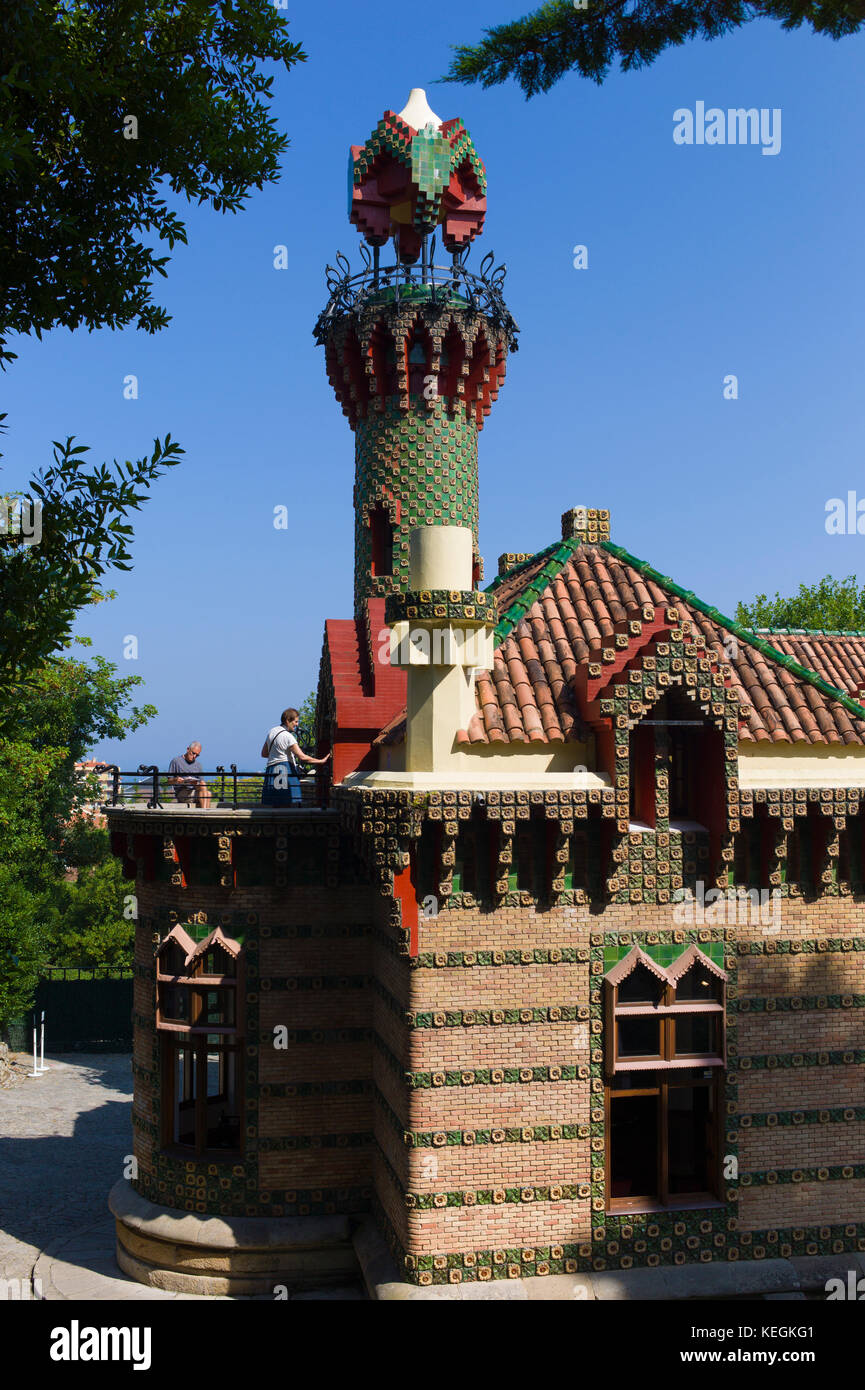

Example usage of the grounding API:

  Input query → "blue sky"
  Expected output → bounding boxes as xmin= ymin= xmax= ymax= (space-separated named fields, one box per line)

xmin=5 ymin=2 xmax=865 ymax=770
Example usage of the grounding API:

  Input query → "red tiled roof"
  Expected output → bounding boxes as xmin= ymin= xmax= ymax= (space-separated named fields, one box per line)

xmin=375 ymin=542 xmax=865 ymax=751
xmin=321 ymin=598 xmax=407 ymax=776
xmin=751 ymin=630 xmax=865 ymax=703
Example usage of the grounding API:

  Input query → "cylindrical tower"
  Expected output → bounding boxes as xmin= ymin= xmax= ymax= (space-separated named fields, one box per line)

xmin=314 ymin=89 xmax=518 ymax=617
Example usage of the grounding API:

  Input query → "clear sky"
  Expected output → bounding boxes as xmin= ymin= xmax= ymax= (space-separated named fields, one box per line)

xmin=5 ymin=1 xmax=865 ymax=771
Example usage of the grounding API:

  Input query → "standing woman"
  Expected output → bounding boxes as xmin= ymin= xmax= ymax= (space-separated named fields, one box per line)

xmin=261 ymin=708 xmax=331 ymax=806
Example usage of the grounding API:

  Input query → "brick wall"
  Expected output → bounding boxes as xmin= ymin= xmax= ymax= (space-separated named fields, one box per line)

xmin=114 ymin=809 xmax=865 ymax=1281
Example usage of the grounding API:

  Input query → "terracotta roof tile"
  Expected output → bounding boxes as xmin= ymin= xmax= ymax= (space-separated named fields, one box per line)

xmin=458 ymin=541 xmax=865 ymax=747
xmin=377 ymin=542 xmax=865 ymax=751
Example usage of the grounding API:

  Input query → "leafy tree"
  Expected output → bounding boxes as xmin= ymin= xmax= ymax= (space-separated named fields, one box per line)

xmin=0 ymin=0 xmax=305 ymax=363
xmin=0 ymin=435 xmax=182 ymax=710
xmin=1 ymin=1 xmax=304 ymax=695
xmin=297 ymin=689 xmax=318 ymax=754
xmin=0 ymin=0 xmax=307 ymax=1018
xmin=0 ymin=866 xmax=46 ymax=1025
xmin=444 ymin=1 xmax=863 ymax=97
xmin=736 ymin=574 xmax=865 ymax=631
xmin=41 ymin=851 xmax=135 ymax=970
xmin=0 ymin=641 xmax=155 ymax=1021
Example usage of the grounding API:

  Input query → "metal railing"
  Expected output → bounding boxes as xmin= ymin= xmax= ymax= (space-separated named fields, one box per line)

xmin=40 ymin=965 xmax=133 ymax=980
xmin=89 ymin=765 xmax=323 ymax=810
xmin=313 ymin=237 xmax=520 ymax=350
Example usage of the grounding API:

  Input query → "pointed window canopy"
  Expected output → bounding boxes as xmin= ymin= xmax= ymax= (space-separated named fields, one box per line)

xmin=604 ymin=943 xmax=727 ymax=1075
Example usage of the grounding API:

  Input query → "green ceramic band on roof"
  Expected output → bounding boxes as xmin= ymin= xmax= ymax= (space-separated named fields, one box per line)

xmin=485 ymin=538 xmax=562 ymax=594
xmin=600 ymin=539 xmax=865 ymax=724
xmin=757 ymin=627 xmax=865 ymax=637
xmin=490 ymin=538 xmax=580 ymax=640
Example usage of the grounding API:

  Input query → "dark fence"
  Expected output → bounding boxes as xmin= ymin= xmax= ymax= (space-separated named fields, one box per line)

xmin=84 ymin=765 xmax=323 ymax=810
xmin=5 ymin=968 xmax=133 ymax=1052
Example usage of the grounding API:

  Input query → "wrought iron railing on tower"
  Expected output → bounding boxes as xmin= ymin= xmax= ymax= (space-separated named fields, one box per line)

xmin=313 ymin=238 xmax=520 ymax=350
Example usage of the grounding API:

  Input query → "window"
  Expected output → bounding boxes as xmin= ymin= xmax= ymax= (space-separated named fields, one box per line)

xmin=156 ymin=925 xmax=243 ymax=1158
xmin=163 ymin=1036 xmax=243 ymax=1154
xmin=369 ymin=506 xmax=393 ymax=578
xmin=407 ymin=335 xmax=429 ymax=396
xmin=629 ymin=725 xmax=656 ymax=827
xmin=669 ymin=728 xmax=695 ymax=821
xmin=608 ymin=1070 xmax=719 ymax=1207
xmin=604 ymin=944 xmax=726 ymax=1211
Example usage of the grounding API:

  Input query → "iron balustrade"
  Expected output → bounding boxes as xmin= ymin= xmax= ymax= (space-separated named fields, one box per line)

xmin=90 ymin=765 xmax=323 ymax=810
xmin=313 ymin=238 xmax=520 ymax=351
xmin=40 ymin=965 xmax=133 ymax=980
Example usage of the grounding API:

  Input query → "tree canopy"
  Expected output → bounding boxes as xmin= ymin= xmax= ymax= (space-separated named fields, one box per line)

xmin=736 ymin=574 xmax=865 ymax=632
xmin=0 ymin=0 xmax=305 ymax=363
xmin=443 ymin=1 xmax=863 ymax=97
xmin=0 ymin=434 xmax=182 ymax=710
xmin=0 ymin=2 xmax=308 ymax=1025
xmin=0 ymin=641 xmax=153 ymax=1020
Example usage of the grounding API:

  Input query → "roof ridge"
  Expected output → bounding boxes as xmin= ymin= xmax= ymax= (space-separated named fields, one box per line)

xmin=601 ymin=539 xmax=865 ymax=725
xmin=485 ymin=538 xmax=562 ymax=594
xmin=491 ymin=536 xmax=581 ymax=641
xmin=754 ymin=627 xmax=865 ymax=638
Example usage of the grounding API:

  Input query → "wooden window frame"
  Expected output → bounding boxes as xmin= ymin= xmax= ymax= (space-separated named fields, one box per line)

xmin=160 ymin=1034 xmax=245 ymax=1160
xmin=604 ymin=1071 xmax=723 ymax=1213
xmin=156 ymin=927 xmax=244 ymax=1160
xmin=604 ymin=947 xmax=726 ymax=1212
xmin=605 ymin=969 xmax=725 ymax=1076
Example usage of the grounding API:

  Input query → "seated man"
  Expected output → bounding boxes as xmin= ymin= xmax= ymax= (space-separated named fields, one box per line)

xmin=167 ymin=742 xmax=212 ymax=807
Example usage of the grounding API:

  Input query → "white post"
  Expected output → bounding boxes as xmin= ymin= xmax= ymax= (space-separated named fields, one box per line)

xmin=38 ymin=1010 xmax=48 ymax=1074
xmin=28 ymin=1016 xmax=40 ymax=1077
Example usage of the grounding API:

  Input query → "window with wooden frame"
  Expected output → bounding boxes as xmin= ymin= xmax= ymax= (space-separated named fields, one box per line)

xmin=156 ymin=925 xmax=243 ymax=1158
xmin=604 ymin=944 xmax=726 ymax=1212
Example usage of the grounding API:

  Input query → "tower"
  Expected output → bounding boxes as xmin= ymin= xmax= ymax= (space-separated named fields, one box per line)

xmin=314 ymin=89 xmax=518 ymax=617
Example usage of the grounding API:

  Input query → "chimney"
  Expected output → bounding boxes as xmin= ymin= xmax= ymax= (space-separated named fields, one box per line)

xmin=385 ymin=525 xmax=495 ymax=773
xmin=561 ymin=506 xmax=610 ymax=543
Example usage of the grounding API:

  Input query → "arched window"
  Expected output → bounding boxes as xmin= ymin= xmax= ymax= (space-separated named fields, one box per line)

xmin=407 ymin=337 xmax=427 ymax=396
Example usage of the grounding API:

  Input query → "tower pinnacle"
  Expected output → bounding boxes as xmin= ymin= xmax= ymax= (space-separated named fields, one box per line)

xmin=397 ymin=88 xmax=441 ymax=130
xmin=315 ymin=97 xmax=518 ymax=616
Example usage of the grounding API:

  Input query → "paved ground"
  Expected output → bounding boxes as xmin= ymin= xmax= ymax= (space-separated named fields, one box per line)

xmin=0 ymin=1054 xmax=364 ymax=1301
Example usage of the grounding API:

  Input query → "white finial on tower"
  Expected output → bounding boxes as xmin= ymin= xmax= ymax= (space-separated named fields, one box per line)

xmin=398 ymin=88 xmax=442 ymax=131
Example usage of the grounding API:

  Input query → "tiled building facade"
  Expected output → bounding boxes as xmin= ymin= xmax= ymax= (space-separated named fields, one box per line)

xmin=108 ymin=90 xmax=865 ymax=1292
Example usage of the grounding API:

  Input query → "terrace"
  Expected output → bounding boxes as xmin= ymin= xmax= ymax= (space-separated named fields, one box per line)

xmin=91 ymin=765 xmax=329 ymax=812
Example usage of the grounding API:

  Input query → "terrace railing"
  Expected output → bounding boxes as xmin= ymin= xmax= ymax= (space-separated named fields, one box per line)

xmin=90 ymin=765 xmax=323 ymax=810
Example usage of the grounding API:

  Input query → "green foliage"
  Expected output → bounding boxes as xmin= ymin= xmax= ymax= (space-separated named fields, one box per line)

xmin=0 ymin=644 xmax=154 ymax=1021
xmin=0 ymin=0 xmax=307 ymax=1021
xmin=0 ymin=0 xmax=305 ymax=363
xmin=1 ymin=435 xmax=182 ymax=710
xmin=0 ymin=864 xmax=46 ymax=1024
xmin=736 ymin=575 xmax=865 ymax=632
xmin=444 ymin=0 xmax=863 ymax=97
xmin=296 ymin=689 xmax=318 ymax=753
xmin=41 ymin=853 xmax=135 ymax=971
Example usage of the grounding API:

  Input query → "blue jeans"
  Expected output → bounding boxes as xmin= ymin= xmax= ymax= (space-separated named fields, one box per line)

xmin=261 ymin=762 xmax=301 ymax=806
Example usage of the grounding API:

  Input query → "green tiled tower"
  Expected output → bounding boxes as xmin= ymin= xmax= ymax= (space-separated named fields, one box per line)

xmin=314 ymin=89 xmax=518 ymax=617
